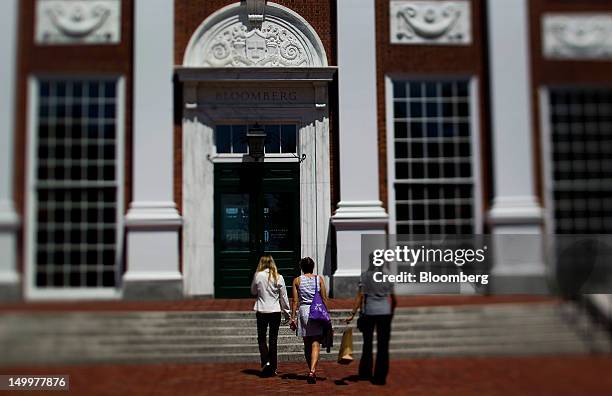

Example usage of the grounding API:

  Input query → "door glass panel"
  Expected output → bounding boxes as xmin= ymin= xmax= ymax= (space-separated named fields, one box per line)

xmin=263 ymin=193 xmax=292 ymax=251
xmin=220 ymin=193 xmax=249 ymax=251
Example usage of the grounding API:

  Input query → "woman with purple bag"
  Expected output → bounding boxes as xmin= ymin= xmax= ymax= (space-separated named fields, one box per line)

xmin=289 ymin=257 xmax=331 ymax=384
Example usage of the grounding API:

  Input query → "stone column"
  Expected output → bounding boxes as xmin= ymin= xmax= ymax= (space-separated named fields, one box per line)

xmin=0 ymin=0 xmax=20 ymax=300
xmin=486 ymin=0 xmax=545 ymax=292
xmin=332 ymin=0 xmax=388 ymax=298
xmin=124 ymin=0 xmax=182 ymax=299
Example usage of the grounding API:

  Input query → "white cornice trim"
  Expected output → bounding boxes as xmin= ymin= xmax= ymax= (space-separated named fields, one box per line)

xmin=0 ymin=203 xmax=20 ymax=230
xmin=122 ymin=271 xmax=183 ymax=282
xmin=333 ymin=269 xmax=362 ymax=278
xmin=125 ymin=201 xmax=182 ymax=230
xmin=332 ymin=200 xmax=389 ymax=228
xmin=176 ymin=66 xmax=337 ymax=82
xmin=487 ymin=196 xmax=543 ymax=225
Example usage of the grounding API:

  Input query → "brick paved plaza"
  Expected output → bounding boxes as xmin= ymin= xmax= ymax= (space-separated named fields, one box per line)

xmin=2 ymin=356 xmax=612 ymax=395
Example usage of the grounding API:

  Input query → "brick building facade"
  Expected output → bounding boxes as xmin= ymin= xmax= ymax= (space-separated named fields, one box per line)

xmin=1 ymin=0 xmax=612 ymax=300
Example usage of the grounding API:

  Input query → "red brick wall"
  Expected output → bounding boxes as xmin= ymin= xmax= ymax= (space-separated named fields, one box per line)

xmin=374 ymin=0 xmax=491 ymax=226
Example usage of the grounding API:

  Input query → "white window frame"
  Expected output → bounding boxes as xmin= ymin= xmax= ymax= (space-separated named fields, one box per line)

xmin=539 ymin=87 xmax=556 ymax=235
xmin=385 ymin=75 xmax=483 ymax=235
xmin=25 ymin=75 xmax=125 ymax=300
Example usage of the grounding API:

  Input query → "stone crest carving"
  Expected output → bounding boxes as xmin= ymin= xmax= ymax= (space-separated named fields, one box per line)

xmin=35 ymin=0 xmax=121 ymax=45
xmin=543 ymin=14 xmax=612 ymax=59
xmin=390 ymin=0 xmax=471 ymax=45
xmin=183 ymin=2 xmax=327 ymax=67
xmin=204 ymin=23 xmax=308 ymax=67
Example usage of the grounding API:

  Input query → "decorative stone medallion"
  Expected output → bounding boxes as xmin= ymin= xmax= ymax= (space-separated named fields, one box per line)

xmin=390 ymin=0 xmax=471 ymax=45
xmin=35 ymin=0 xmax=121 ymax=45
xmin=389 ymin=0 xmax=472 ymax=45
xmin=203 ymin=22 xmax=308 ymax=67
xmin=543 ymin=14 xmax=612 ymax=60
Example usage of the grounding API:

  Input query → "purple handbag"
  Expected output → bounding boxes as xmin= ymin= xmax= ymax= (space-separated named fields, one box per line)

xmin=309 ymin=276 xmax=331 ymax=323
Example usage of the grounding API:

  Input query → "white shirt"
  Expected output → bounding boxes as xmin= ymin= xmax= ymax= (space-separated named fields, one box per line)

xmin=251 ymin=269 xmax=291 ymax=317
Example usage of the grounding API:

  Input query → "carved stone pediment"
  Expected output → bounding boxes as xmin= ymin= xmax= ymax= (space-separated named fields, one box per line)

xmin=35 ymin=0 xmax=121 ymax=45
xmin=204 ymin=23 xmax=308 ymax=67
xmin=543 ymin=14 xmax=612 ymax=60
xmin=390 ymin=0 xmax=471 ymax=45
xmin=183 ymin=2 xmax=327 ymax=67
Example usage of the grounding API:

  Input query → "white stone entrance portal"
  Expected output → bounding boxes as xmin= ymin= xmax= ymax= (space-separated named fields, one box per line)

xmin=178 ymin=2 xmax=336 ymax=296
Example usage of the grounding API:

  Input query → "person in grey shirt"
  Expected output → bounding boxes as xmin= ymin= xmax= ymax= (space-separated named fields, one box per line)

xmin=346 ymin=266 xmax=397 ymax=385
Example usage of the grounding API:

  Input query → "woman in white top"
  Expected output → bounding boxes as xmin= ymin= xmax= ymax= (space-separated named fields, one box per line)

xmin=251 ymin=255 xmax=290 ymax=376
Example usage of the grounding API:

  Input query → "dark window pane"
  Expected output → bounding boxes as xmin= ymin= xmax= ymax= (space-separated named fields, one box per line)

xmin=395 ymin=142 xmax=408 ymax=159
xmin=393 ymin=81 xmax=406 ymax=98
xmin=395 ymin=121 xmax=408 ymax=139
xmin=280 ymin=125 xmax=297 ymax=153
xmin=264 ymin=125 xmax=281 ymax=154
xmin=425 ymin=82 xmax=437 ymax=96
xmin=232 ymin=125 xmax=247 ymax=153
xmin=394 ymin=101 xmax=407 ymax=118
xmin=410 ymin=82 xmax=422 ymax=98
xmin=410 ymin=101 xmax=422 ymax=118
xmin=395 ymin=163 xmax=408 ymax=179
xmin=426 ymin=101 xmax=438 ymax=117
xmin=410 ymin=121 xmax=423 ymax=138
xmin=216 ymin=125 xmax=231 ymax=153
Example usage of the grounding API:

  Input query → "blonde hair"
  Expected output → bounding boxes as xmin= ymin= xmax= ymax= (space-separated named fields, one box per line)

xmin=256 ymin=255 xmax=279 ymax=284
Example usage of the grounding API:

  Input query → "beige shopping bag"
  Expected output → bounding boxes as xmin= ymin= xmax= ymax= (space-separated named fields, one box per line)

xmin=337 ymin=327 xmax=354 ymax=364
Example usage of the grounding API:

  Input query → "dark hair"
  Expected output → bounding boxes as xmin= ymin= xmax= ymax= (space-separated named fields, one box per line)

xmin=299 ymin=257 xmax=315 ymax=274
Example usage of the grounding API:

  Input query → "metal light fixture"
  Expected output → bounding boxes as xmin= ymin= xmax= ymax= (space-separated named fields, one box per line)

xmin=247 ymin=123 xmax=266 ymax=161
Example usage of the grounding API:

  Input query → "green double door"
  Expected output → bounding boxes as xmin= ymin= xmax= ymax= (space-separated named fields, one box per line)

xmin=214 ymin=163 xmax=300 ymax=298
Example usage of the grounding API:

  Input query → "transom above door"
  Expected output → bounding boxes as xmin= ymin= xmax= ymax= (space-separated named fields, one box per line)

xmin=214 ymin=124 xmax=298 ymax=157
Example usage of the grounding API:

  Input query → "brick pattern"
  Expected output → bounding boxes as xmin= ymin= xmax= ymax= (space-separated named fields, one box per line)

xmin=1 ymin=357 xmax=611 ymax=395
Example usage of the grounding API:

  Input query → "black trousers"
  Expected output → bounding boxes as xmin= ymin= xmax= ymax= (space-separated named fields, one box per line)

xmin=256 ymin=312 xmax=281 ymax=370
xmin=359 ymin=314 xmax=392 ymax=383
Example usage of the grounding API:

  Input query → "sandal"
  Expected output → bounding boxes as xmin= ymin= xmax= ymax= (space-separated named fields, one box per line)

xmin=307 ymin=370 xmax=316 ymax=384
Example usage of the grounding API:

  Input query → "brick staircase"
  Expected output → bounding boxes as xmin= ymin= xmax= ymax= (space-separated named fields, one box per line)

xmin=0 ymin=301 xmax=609 ymax=366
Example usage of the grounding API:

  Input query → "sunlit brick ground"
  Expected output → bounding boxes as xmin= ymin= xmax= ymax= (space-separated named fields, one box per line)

xmin=2 ymin=356 xmax=612 ymax=396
